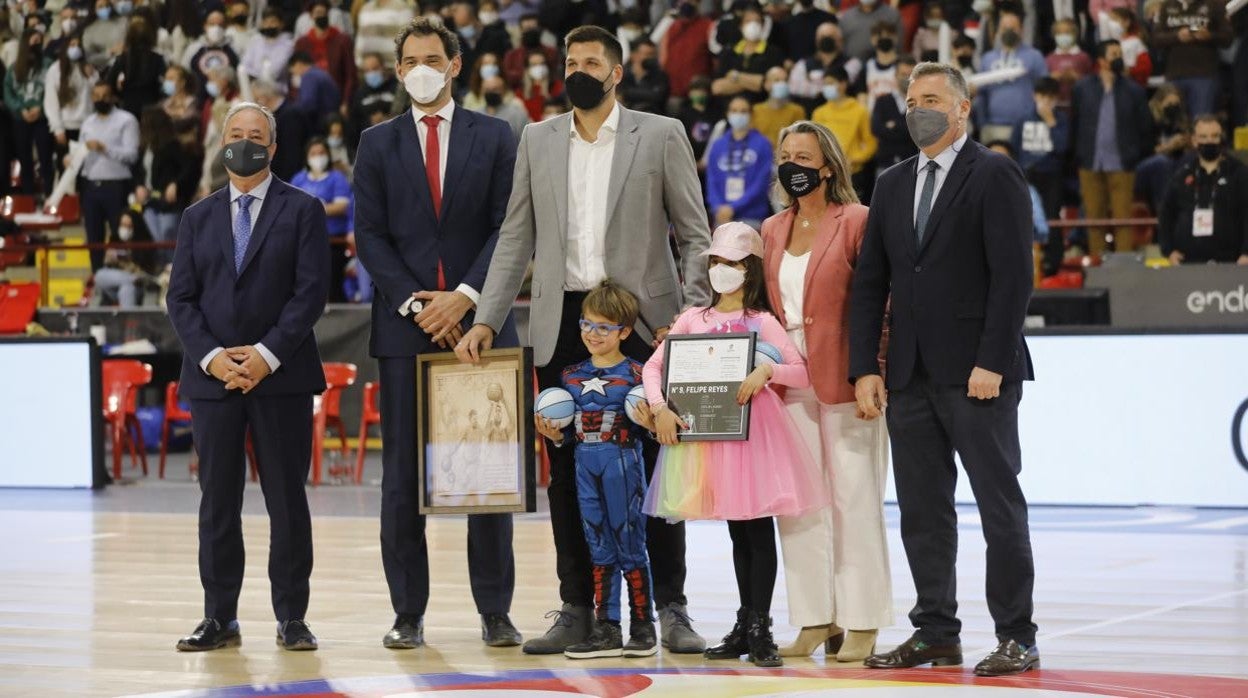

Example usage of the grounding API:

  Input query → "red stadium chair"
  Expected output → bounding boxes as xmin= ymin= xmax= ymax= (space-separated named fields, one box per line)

xmin=102 ymin=359 xmax=152 ymax=480
xmin=312 ymin=362 xmax=357 ymax=485
xmin=354 ymin=381 xmax=381 ymax=485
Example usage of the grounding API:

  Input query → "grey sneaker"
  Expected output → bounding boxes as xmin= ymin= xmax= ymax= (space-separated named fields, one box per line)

xmin=659 ymin=603 xmax=706 ymax=654
xmin=521 ymin=604 xmax=591 ymax=655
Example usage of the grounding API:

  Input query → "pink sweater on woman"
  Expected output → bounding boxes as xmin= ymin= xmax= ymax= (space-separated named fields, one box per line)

xmin=643 ymin=306 xmax=810 ymax=408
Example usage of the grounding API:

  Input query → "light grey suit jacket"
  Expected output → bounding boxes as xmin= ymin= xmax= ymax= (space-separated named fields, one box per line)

xmin=475 ymin=105 xmax=712 ymax=368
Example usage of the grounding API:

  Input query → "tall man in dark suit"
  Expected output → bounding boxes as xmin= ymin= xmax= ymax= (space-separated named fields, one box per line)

xmin=168 ymin=102 xmax=330 ymax=653
xmin=457 ymin=25 xmax=710 ymax=656
xmin=848 ymin=62 xmax=1039 ymax=677
xmin=353 ymin=17 xmax=522 ymax=650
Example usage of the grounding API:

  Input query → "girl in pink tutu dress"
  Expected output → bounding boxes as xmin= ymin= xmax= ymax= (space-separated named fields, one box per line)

xmin=641 ymin=222 xmax=830 ymax=668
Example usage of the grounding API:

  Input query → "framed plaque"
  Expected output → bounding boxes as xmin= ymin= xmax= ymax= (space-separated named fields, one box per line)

xmin=662 ymin=332 xmax=756 ymax=441
xmin=416 ymin=347 xmax=537 ymax=514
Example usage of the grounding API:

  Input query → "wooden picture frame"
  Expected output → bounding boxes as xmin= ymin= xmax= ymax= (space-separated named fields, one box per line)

xmin=416 ymin=347 xmax=537 ymax=514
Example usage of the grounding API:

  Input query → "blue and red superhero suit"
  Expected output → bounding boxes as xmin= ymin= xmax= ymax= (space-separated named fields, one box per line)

xmin=559 ymin=356 xmax=654 ymax=625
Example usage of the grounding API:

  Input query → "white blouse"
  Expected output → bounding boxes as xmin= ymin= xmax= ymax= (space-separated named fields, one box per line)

xmin=779 ymin=249 xmax=811 ymax=354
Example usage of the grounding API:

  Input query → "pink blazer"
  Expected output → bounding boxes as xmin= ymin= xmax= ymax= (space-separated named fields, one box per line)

xmin=762 ymin=202 xmax=869 ymax=406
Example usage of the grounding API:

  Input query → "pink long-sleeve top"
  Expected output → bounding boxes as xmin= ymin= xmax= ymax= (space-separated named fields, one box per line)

xmin=643 ymin=306 xmax=810 ymax=409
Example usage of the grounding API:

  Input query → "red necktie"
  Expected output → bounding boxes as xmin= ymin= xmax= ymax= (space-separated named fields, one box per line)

xmin=421 ymin=114 xmax=447 ymax=290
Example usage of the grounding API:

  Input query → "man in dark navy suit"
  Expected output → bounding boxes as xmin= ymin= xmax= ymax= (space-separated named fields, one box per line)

xmin=848 ymin=62 xmax=1040 ymax=677
xmin=167 ymin=102 xmax=330 ymax=652
xmin=352 ymin=17 xmax=521 ymax=650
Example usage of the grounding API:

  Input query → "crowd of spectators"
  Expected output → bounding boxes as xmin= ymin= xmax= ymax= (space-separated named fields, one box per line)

xmin=1 ymin=0 xmax=1245 ymax=306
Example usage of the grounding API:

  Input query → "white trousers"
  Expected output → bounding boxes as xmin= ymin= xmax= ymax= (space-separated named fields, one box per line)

xmin=777 ymin=387 xmax=894 ymax=630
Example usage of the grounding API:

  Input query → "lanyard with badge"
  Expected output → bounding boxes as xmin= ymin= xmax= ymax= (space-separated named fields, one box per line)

xmin=725 ymin=142 xmax=748 ymax=203
xmin=1193 ymin=168 xmax=1223 ymax=238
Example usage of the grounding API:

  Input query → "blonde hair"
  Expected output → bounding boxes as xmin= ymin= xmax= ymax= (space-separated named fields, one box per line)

xmin=582 ymin=279 xmax=640 ymax=328
xmin=773 ymin=121 xmax=859 ymax=208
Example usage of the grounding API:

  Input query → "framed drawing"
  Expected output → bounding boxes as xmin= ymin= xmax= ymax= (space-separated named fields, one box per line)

xmin=662 ymin=332 xmax=755 ymax=441
xmin=416 ymin=347 xmax=537 ymax=514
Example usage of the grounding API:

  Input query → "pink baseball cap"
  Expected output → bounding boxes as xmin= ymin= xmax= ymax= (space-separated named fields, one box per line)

xmin=703 ymin=222 xmax=763 ymax=261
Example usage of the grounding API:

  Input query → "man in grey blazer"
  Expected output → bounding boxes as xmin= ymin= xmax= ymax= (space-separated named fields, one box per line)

xmin=457 ymin=25 xmax=711 ymax=656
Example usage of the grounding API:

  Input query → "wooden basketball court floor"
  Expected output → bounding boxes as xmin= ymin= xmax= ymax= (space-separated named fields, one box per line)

xmin=3 ymin=454 xmax=1248 ymax=698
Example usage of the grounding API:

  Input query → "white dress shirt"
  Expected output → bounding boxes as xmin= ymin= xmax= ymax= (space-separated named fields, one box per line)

xmin=398 ymin=101 xmax=480 ymax=315
xmin=564 ymin=102 xmax=620 ymax=291
xmin=78 ymin=107 xmax=140 ymax=182
xmin=913 ymin=131 xmax=969 ymax=226
xmin=200 ymin=174 xmax=281 ymax=375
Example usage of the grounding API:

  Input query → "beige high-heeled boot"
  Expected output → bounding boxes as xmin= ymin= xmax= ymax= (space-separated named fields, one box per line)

xmin=777 ymin=623 xmax=844 ymax=657
xmin=835 ymin=629 xmax=878 ymax=662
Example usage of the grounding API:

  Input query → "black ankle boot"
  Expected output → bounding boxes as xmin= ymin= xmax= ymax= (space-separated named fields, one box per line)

xmin=747 ymin=610 xmax=783 ymax=667
xmin=704 ymin=607 xmax=750 ymax=660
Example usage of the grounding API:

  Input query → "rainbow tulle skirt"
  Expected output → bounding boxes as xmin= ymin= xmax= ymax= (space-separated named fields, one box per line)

xmin=643 ymin=387 xmax=830 ymax=522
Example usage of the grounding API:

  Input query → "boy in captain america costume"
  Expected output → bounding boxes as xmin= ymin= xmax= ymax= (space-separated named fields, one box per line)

xmin=535 ymin=281 xmax=657 ymax=659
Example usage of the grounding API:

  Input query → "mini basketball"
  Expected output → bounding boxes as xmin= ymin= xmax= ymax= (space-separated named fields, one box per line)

xmin=754 ymin=341 xmax=783 ymax=366
xmin=535 ymin=388 xmax=575 ymax=428
xmin=624 ymin=385 xmax=648 ymax=424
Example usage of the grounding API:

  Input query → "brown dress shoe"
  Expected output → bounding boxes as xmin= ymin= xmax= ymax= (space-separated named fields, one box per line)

xmin=974 ymin=639 xmax=1039 ymax=676
xmin=863 ymin=634 xmax=962 ymax=669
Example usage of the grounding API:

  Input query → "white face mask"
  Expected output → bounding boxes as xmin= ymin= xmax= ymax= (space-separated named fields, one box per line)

xmin=709 ymin=263 xmax=746 ymax=294
xmin=117 ymin=226 xmax=133 ymax=241
xmin=404 ymin=63 xmax=449 ymax=105
xmin=479 ymin=10 xmax=498 ymax=24
xmin=205 ymin=24 xmax=224 ymax=44
xmin=741 ymin=21 xmax=763 ymax=42
xmin=527 ymin=63 xmax=548 ymax=82
xmin=308 ymin=154 xmax=329 ymax=172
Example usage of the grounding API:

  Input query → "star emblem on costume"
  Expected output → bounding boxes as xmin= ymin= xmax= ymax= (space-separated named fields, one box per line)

xmin=579 ymin=376 xmax=609 ymax=396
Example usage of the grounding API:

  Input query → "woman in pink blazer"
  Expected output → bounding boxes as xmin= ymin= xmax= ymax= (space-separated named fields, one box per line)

xmin=762 ymin=121 xmax=893 ymax=662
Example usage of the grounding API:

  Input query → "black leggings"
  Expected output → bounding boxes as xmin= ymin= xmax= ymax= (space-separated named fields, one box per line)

xmin=727 ymin=517 xmax=777 ymax=617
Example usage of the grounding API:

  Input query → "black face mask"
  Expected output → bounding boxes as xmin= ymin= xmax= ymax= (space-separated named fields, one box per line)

xmin=956 ymin=54 xmax=974 ymax=68
xmin=259 ymin=26 xmax=280 ymax=38
xmin=521 ymin=28 xmax=541 ymax=48
xmin=1197 ymin=142 xmax=1222 ymax=162
xmin=1163 ymin=104 xmax=1182 ymax=123
xmin=1109 ymin=57 xmax=1124 ymax=75
xmin=230 ymin=14 xmax=247 ymax=25
xmin=817 ymin=36 xmax=837 ymax=53
xmin=314 ymin=15 xmax=329 ymax=29
xmin=1000 ymin=29 xmax=1020 ymax=48
xmin=678 ymin=2 xmax=696 ymax=18
xmin=93 ymin=100 xmax=113 ymax=114
xmin=564 ymin=70 xmax=612 ymax=111
xmin=221 ymin=138 xmax=271 ymax=176
xmin=778 ymin=161 xmax=824 ymax=199
xmin=484 ymin=91 xmax=503 ymax=107
xmin=876 ymin=37 xmax=895 ymax=52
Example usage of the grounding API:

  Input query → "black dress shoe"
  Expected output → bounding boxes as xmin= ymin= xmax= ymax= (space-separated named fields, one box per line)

xmin=176 ymin=618 xmax=241 ymax=652
xmin=974 ymin=639 xmax=1039 ymax=676
xmin=863 ymin=634 xmax=962 ymax=669
xmin=276 ymin=620 xmax=318 ymax=651
xmin=383 ymin=614 xmax=425 ymax=649
xmin=481 ymin=613 xmax=522 ymax=647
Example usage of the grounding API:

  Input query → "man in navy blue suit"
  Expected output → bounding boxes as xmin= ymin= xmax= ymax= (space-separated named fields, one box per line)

xmin=848 ymin=62 xmax=1038 ymax=677
xmin=353 ymin=17 xmax=521 ymax=650
xmin=167 ymin=102 xmax=330 ymax=653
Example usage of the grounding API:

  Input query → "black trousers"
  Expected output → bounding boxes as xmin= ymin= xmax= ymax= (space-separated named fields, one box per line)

xmin=81 ymin=179 xmax=128 ymax=271
xmin=378 ymin=355 xmax=515 ymax=618
xmin=190 ymin=392 xmax=314 ymax=623
xmin=537 ymin=291 xmax=687 ymax=608
xmin=727 ymin=517 xmax=776 ymax=616
xmin=1028 ymin=168 xmax=1064 ymax=277
xmin=885 ymin=368 xmax=1037 ymax=647
xmin=13 ymin=116 xmax=53 ymax=197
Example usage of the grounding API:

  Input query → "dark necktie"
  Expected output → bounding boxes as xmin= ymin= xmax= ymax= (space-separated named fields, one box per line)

xmin=234 ymin=194 xmax=253 ymax=273
xmin=915 ymin=160 xmax=940 ymax=244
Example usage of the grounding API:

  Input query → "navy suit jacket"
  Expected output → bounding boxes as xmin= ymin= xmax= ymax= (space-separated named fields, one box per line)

xmin=353 ymin=106 xmax=519 ymax=357
xmin=168 ymin=176 xmax=330 ymax=399
xmin=849 ymin=140 xmax=1035 ymax=390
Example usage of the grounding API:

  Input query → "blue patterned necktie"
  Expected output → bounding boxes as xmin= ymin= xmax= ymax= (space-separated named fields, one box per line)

xmin=914 ymin=160 xmax=940 ymax=244
xmin=234 ymin=193 xmax=253 ymax=273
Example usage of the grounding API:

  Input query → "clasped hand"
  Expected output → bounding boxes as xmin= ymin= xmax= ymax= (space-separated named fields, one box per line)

xmin=412 ymin=290 xmax=473 ymax=349
xmin=209 ymin=346 xmax=271 ymax=394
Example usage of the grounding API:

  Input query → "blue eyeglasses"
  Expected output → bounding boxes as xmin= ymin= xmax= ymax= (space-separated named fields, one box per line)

xmin=579 ymin=319 xmax=624 ymax=337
